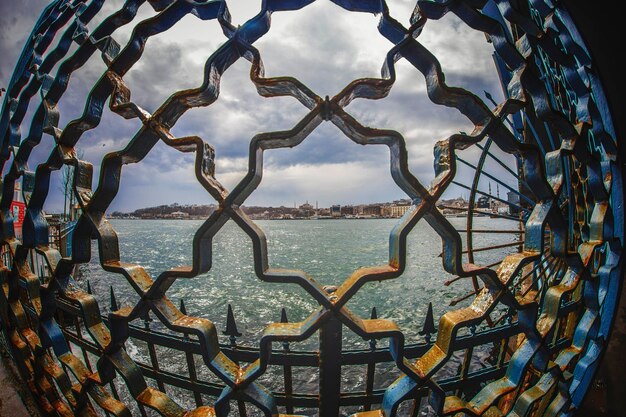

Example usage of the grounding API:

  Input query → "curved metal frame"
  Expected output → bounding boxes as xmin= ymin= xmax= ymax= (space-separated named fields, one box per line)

xmin=0 ymin=0 xmax=622 ymax=416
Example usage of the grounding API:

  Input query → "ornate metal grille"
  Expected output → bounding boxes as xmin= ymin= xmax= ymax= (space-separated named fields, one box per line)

xmin=0 ymin=1 xmax=622 ymax=416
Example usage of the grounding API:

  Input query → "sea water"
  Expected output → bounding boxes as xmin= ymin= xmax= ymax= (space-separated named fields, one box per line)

xmin=74 ymin=217 xmax=521 ymax=415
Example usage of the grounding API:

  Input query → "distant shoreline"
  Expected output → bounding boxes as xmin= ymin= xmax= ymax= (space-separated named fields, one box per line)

xmin=107 ymin=214 xmax=496 ymax=221
xmin=108 ymin=216 xmax=397 ymax=220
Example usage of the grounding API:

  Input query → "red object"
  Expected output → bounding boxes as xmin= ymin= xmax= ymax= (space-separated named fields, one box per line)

xmin=11 ymin=201 xmax=25 ymax=228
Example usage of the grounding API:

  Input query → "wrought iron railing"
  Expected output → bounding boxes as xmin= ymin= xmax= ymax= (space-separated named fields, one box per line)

xmin=0 ymin=0 xmax=622 ymax=416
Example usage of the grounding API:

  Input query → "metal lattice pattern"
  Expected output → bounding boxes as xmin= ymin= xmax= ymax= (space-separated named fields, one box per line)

xmin=0 ymin=1 xmax=622 ymax=416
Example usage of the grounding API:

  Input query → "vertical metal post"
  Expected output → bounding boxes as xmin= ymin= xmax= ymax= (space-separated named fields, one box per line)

xmin=281 ymin=308 xmax=294 ymax=414
xmin=143 ymin=312 xmax=166 ymax=393
xmin=408 ymin=394 xmax=423 ymax=417
xmin=455 ymin=346 xmax=473 ymax=398
xmin=497 ymin=338 xmax=508 ymax=368
xmin=283 ymin=353 xmax=294 ymax=414
xmin=74 ymin=315 xmax=92 ymax=371
xmin=319 ymin=313 xmax=342 ymax=417
xmin=146 ymin=337 xmax=165 ymax=392
xmin=185 ymin=349 xmax=203 ymax=407
xmin=179 ymin=300 xmax=203 ymax=406
xmin=364 ymin=307 xmax=377 ymax=412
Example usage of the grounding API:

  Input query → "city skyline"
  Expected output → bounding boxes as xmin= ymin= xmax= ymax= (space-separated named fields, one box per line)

xmin=108 ymin=191 xmax=520 ymax=221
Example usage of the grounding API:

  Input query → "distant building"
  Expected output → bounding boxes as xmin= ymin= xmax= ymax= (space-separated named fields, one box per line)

xmin=341 ymin=205 xmax=356 ymax=216
xmin=382 ymin=202 xmax=411 ymax=218
xmin=298 ymin=202 xmax=315 ymax=218
xmin=436 ymin=197 xmax=468 ymax=216
xmin=330 ymin=205 xmax=342 ymax=217
xmin=362 ymin=205 xmax=382 ymax=217
xmin=477 ymin=196 xmax=490 ymax=209
xmin=507 ymin=191 xmax=520 ymax=215
xmin=393 ymin=199 xmax=412 ymax=206
xmin=318 ymin=208 xmax=331 ymax=217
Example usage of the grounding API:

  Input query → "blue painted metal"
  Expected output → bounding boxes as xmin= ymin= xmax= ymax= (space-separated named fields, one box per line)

xmin=0 ymin=0 xmax=622 ymax=416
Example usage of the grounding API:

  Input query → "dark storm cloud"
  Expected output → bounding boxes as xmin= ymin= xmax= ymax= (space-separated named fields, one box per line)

xmin=0 ymin=0 xmax=50 ymax=82
xmin=122 ymin=38 xmax=193 ymax=112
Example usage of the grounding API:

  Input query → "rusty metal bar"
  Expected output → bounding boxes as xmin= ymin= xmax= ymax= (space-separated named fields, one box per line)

xmin=445 ymin=260 xmax=503 ymax=286
xmin=450 ymin=289 xmax=480 ymax=306
xmin=456 ymin=240 xmax=525 ymax=255
xmin=319 ymin=314 xmax=342 ymax=417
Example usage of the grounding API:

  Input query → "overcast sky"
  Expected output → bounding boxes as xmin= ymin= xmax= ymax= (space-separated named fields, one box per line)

xmin=0 ymin=0 xmax=516 ymax=212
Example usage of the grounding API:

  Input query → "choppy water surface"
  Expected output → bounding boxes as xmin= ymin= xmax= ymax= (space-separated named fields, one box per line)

xmin=76 ymin=217 xmax=521 ymax=415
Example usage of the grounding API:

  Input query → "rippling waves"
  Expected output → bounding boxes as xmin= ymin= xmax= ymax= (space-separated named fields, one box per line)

xmin=74 ymin=217 xmax=520 ymax=415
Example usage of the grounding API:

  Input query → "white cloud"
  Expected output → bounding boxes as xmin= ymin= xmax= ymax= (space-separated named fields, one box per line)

xmin=1 ymin=1 xmax=513 ymax=213
xmin=252 ymin=160 xmax=408 ymax=207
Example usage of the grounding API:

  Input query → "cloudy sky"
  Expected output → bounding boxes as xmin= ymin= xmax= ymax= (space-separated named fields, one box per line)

xmin=0 ymin=0 xmax=516 ymax=213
